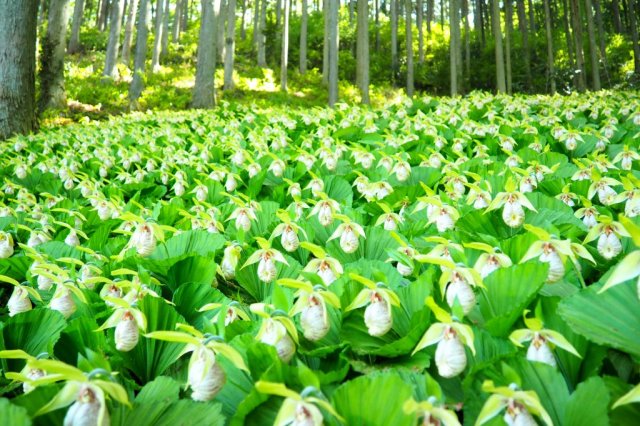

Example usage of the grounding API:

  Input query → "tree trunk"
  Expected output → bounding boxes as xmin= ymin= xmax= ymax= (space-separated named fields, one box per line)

xmin=68 ymin=0 xmax=86 ymax=53
xmin=543 ymin=0 xmax=556 ymax=92
xmin=462 ymin=0 xmax=471 ymax=82
xmin=375 ymin=0 xmax=380 ymax=51
xmin=328 ymin=0 xmax=339 ymax=106
xmin=258 ymin=0 xmax=266 ymax=66
xmin=322 ymin=0 xmax=329 ymax=84
xmin=477 ymin=0 xmax=486 ymax=47
xmin=0 ymin=0 xmax=39 ymax=140
xmin=103 ymin=0 xmax=125 ymax=78
xmin=491 ymin=0 xmax=506 ymax=92
xmin=349 ymin=0 xmax=355 ymax=21
xmin=417 ymin=0 xmax=424 ymax=63
xmin=612 ymin=0 xmax=622 ymax=33
xmin=629 ymin=0 xmax=640 ymax=76
xmin=172 ymin=0 xmax=182 ymax=40
xmin=584 ymin=0 xmax=601 ymax=89
xmin=224 ymin=0 xmax=236 ymax=89
xmin=427 ymin=0 xmax=433 ymax=33
xmin=192 ymin=0 xmax=218 ymax=107
xmin=356 ymin=0 xmax=370 ymax=103
xmin=516 ymin=0 xmax=533 ymax=90
xmin=217 ymin=0 xmax=226 ymax=62
xmin=527 ymin=0 xmax=535 ymax=32
xmin=391 ymin=0 xmax=398 ymax=85
xmin=240 ymin=0 xmax=247 ymax=40
xmin=99 ymin=0 xmax=110 ymax=30
xmin=129 ymin=0 xmax=150 ymax=107
xmin=151 ymin=0 xmax=164 ymax=71
xmin=161 ymin=0 xmax=170 ymax=57
xmin=121 ymin=0 xmax=139 ymax=65
xmin=406 ymin=0 xmax=414 ymax=97
xmin=40 ymin=0 xmax=71 ymax=110
xmin=505 ymin=0 xmax=513 ymax=93
xmin=253 ymin=0 xmax=259 ymax=44
xmin=280 ymin=0 xmax=289 ymax=91
xmin=569 ymin=0 xmax=586 ymax=91
xmin=450 ymin=0 xmax=459 ymax=95
xmin=561 ymin=0 xmax=574 ymax=76
xmin=593 ymin=0 xmax=608 ymax=84
xmin=300 ymin=0 xmax=308 ymax=73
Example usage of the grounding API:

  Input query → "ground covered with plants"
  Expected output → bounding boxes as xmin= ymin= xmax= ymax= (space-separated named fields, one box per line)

xmin=1 ymin=91 xmax=640 ymax=425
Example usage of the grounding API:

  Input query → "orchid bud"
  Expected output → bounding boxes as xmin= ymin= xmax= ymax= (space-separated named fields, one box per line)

xmin=502 ymin=201 xmax=525 ymax=228
xmin=8 ymin=287 xmax=32 ymax=317
xmin=260 ymin=319 xmax=296 ymax=363
xmin=64 ymin=385 xmax=108 ymax=426
xmin=188 ymin=347 xmax=226 ymax=401
xmin=221 ymin=245 xmax=241 ymax=279
xmin=597 ymin=229 xmax=622 ymax=259
xmin=65 ymin=230 xmax=80 ymax=247
xmin=51 ymin=287 xmax=76 ymax=318
xmin=526 ymin=333 xmax=556 ymax=367
xmin=225 ymin=175 xmax=238 ymax=192
xmin=280 ymin=226 xmax=300 ymax=252
xmin=339 ymin=226 xmax=360 ymax=254
xmin=115 ymin=311 xmax=139 ymax=352
xmin=257 ymin=254 xmax=278 ymax=283
xmin=364 ymin=292 xmax=393 ymax=337
xmin=0 ymin=231 xmax=14 ymax=258
xmin=435 ymin=327 xmax=467 ymax=378
xmin=445 ymin=275 xmax=476 ymax=314
xmin=316 ymin=261 xmax=337 ymax=286
xmin=131 ymin=223 xmax=157 ymax=257
xmin=300 ymin=296 xmax=330 ymax=341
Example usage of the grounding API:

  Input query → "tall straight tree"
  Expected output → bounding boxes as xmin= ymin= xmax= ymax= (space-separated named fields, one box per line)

xmin=516 ymin=0 xmax=533 ymax=90
xmin=122 ymin=0 xmax=140 ymax=65
xmin=356 ymin=0 xmax=370 ymax=103
xmin=505 ymin=0 xmax=513 ymax=93
xmin=192 ymin=0 xmax=218 ymax=107
xmin=491 ymin=0 xmax=506 ymax=92
xmin=173 ymin=0 xmax=183 ymax=40
xmin=224 ymin=0 xmax=237 ymax=89
xmin=450 ymin=0 xmax=460 ymax=95
xmin=103 ymin=0 xmax=125 ymax=78
xmin=406 ymin=0 xmax=414 ymax=97
xmin=253 ymin=0 xmax=259 ymax=45
xmin=327 ymin=0 xmax=339 ymax=106
xmin=543 ymin=0 xmax=556 ymax=92
xmin=68 ymin=0 xmax=85 ymax=54
xmin=417 ymin=0 xmax=424 ymax=63
xmin=151 ymin=0 xmax=165 ymax=71
xmin=611 ymin=0 xmax=622 ymax=33
xmin=217 ymin=0 xmax=227 ymax=62
xmin=593 ymin=0 xmax=608 ymax=83
xmin=375 ymin=0 xmax=380 ymax=51
xmin=257 ymin=0 xmax=267 ymax=66
xmin=561 ymin=0 xmax=575 ymax=78
xmin=391 ymin=0 xmax=399 ymax=85
xmin=584 ymin=0 xmax=601 ymax=89
xmin=161 ymin=0 xmax=171 ymax=58
xmin=40 ymin=0 xmax=71 ymax=110
xmin=629 ymin=0 xmax=640 ymax=76
xmin=322 ymin=0 xmax=329 ymax=84
xmin=462 ymin=0 xmax=471 ymax=81
xmin=129 ymin=0 xmax=150 ymax=108
xmin=280 ymin=0 xmax=290 ymax=91
xmin=300 ymin=0 xmax=308 ymax=73
xmin=569 ymin=0 xmax=586 ymax=90
xmin=0 ymin=0 xmax=39 ymax=140
xmin=98 ymin=0 xmax=110 ymax=30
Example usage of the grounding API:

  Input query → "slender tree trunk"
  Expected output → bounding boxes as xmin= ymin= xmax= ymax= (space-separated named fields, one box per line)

xmin=349 ymin=0 xmax=355 ymax=21
xmin=103 ymin=0 xmax=125 ymax=78
xmin=356 ymin=0 xmax=370 ymax=103
xmin=505 ymin=0 xmax=513 ymax=93
xmin=161 ymin=0 xmax=170 ymax=57
xmin=121 ymin=0 xmax=139 ymax=65
xmin=99 ymin=0 xmax=110 ymax=30
xmin=192 ymin=0 xmax=218 ymax=107
xmin=561 ymin=0 xmax=574 ymax=75
xmin=68 ymin=0 xmax=86 ymax=53
xmin=276 ymin=0 xmax=281 ymax=26
xmin=322 ymin=0 xmax=329 ymax=84
xmin=527 ymin=0 xmax=535 ymax=32
xmin=462 ymin=0 xmax=471 ymax=83
xmin=593 ymin=0 xmax=608 ymax=84
xmin=300 ymin=0 xmax=308 ymax=73
xmin=224 ymin=0 xmax=236 ymax=89
xmin=406 ymin=0 xmax=415 ymax=97
xmin=375 ymin=0 xmax=381 ymax=51
xmin=612 ymin=0 xmax=622 ymax=33
xmin=544 ymin=0 xmax=556 ymax=92
xmin=427 ymin=0 xmax=434 ymax=33
xmin=391 ymin=0 xmax=399 ymax=85
xmin=450 ymin=0 xmax=459 ymax=95
xmin=569 ymin=0 xmax=586 ymax=91
xmin=253 ymin=0 xmax=259 ymax=44
xmin=491 ymin=0 xmax=506 ymax=92
xmin=328 ymin=0 xmax=339 ymax=106
xmin=258 ymin=0 xmax=267 ymax=66
xmin=129 ymin=0 xmax=150 ymax=107
xmin=40 ymin=0 xmax=71 ymax=110
xmin=280 ymin=0 xmax=289 ymax=91
xmin=477 ymin=0 xmax=485 ymax=46
xmin=584 ymin=0 xmax=601 ymax=89
xmin=217 ymin=0 xmax=227 ymax=62
xmin=417 ymin=0 xmax=424 ymax=63
xmin=629 ymin=0 xmax=640 ymax=76
xmin=516 ymin=0 xmax=533 ymax=90
xmin=172 ymin=0 xmax=182 ymax=40
xmin=240 ymin=0 xmax=247 ymax=40
xmin=181 ymin=0 xmax=189 ymax=31
xmin=151 ymin=0 xmax=164 ymax=71
xmin=0 ymin=0 xmax=39 ymax=140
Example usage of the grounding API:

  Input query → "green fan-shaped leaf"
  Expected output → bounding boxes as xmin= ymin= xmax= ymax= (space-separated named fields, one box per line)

xmin=54 ymin=317 xmax=108 ymax=365
xmin=564 ymin=377 xmax=610 ymax=426
xmin=1 ymin=309 xmax=66 ymax=367
xmin=0 ymin=398 xmax=31 ymax=426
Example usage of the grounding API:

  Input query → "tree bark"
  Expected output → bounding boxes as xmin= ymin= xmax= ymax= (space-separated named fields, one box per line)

xmin=544 ymin=0 xmax=556 ymax=93
xmin=161 ymin=0 xmax=170 ymax=57
xmin=121 ymin=0 xmax=139 ymax=65
xmin=252 ymin=0 xmax=259 ymax=44
xmin=240 ymin=0 xmax=247 ymax=39
xmin=476 ymin=0 xmax=485 ymax=47
xmin=450 ymin=0 xmax=459 ymax=95
xmin=224 ymin=0 xmax=236 ymax=89
xmin=491 ymin=0 xmax=506 ymax=92
xmin=516 ymin=0 xmax=533 ymax=91
xmin=417 ymin=0 xmax=424 ymax=63
xmin=569 ymin=0 xmax=586 ymax=91
xmin=129 ymin=0 xmax=150 ymax=107
xmin=612 ymin=0 xmax=622 ymax=33
xmin=172 ymin=0 xmax=182 ymax=40
xmin=593 ymin=0 xmax=608 ymax=84
xmin=217 ymin=0 xmax=226 ymax=62
xmin=258 ymin=0 xmax=267 ymax=66
xmin=375 ymin=0 xmax=380 ymax=51
xmin=103 ymin=0 xmax=125 ymax=78
xmin=99 ymin=0 xmax=110 ymax=30
xmin=68 ymin=0 xmax=86 ymax=53
xmin=584 ymin=0 xmax=601 ymax=89
xmin=356 ymin=0 xmax=370 ymax=103
xmin=40 ymin=0 xmax=71 ymax=110
xmin=462 ymin=0 xmax=471 ymax=83
xmin=629 ymin=0 xmax=640 ymax=76
xmin=505 ymin=0 xmax=513 ymax=93
xmin=322 ymin=0 xmax=329 ymax=84
xmin=406 ymin=0 xmax=414 ymax=97
xmin=151 ymin=0 xmax=164 ymax=71
xmin=280 ymin=0 xmax=289 ymax=91
xmin=0 ymin=0 xmax=39 ymax=140
xmin=391 ymin=0 xmax=399 ymax=85
xmin=192 ymin=0 xmax=218 ymax=107
xmin=561 ymin=0 xmax=574 ymax=76
xmin=300 ymin=0 xmax=308 ymax=73
xmin=328 ymin=0 xmax=339 ymax=106
xmin=527 ymin=0 xmax=535 ymax=32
